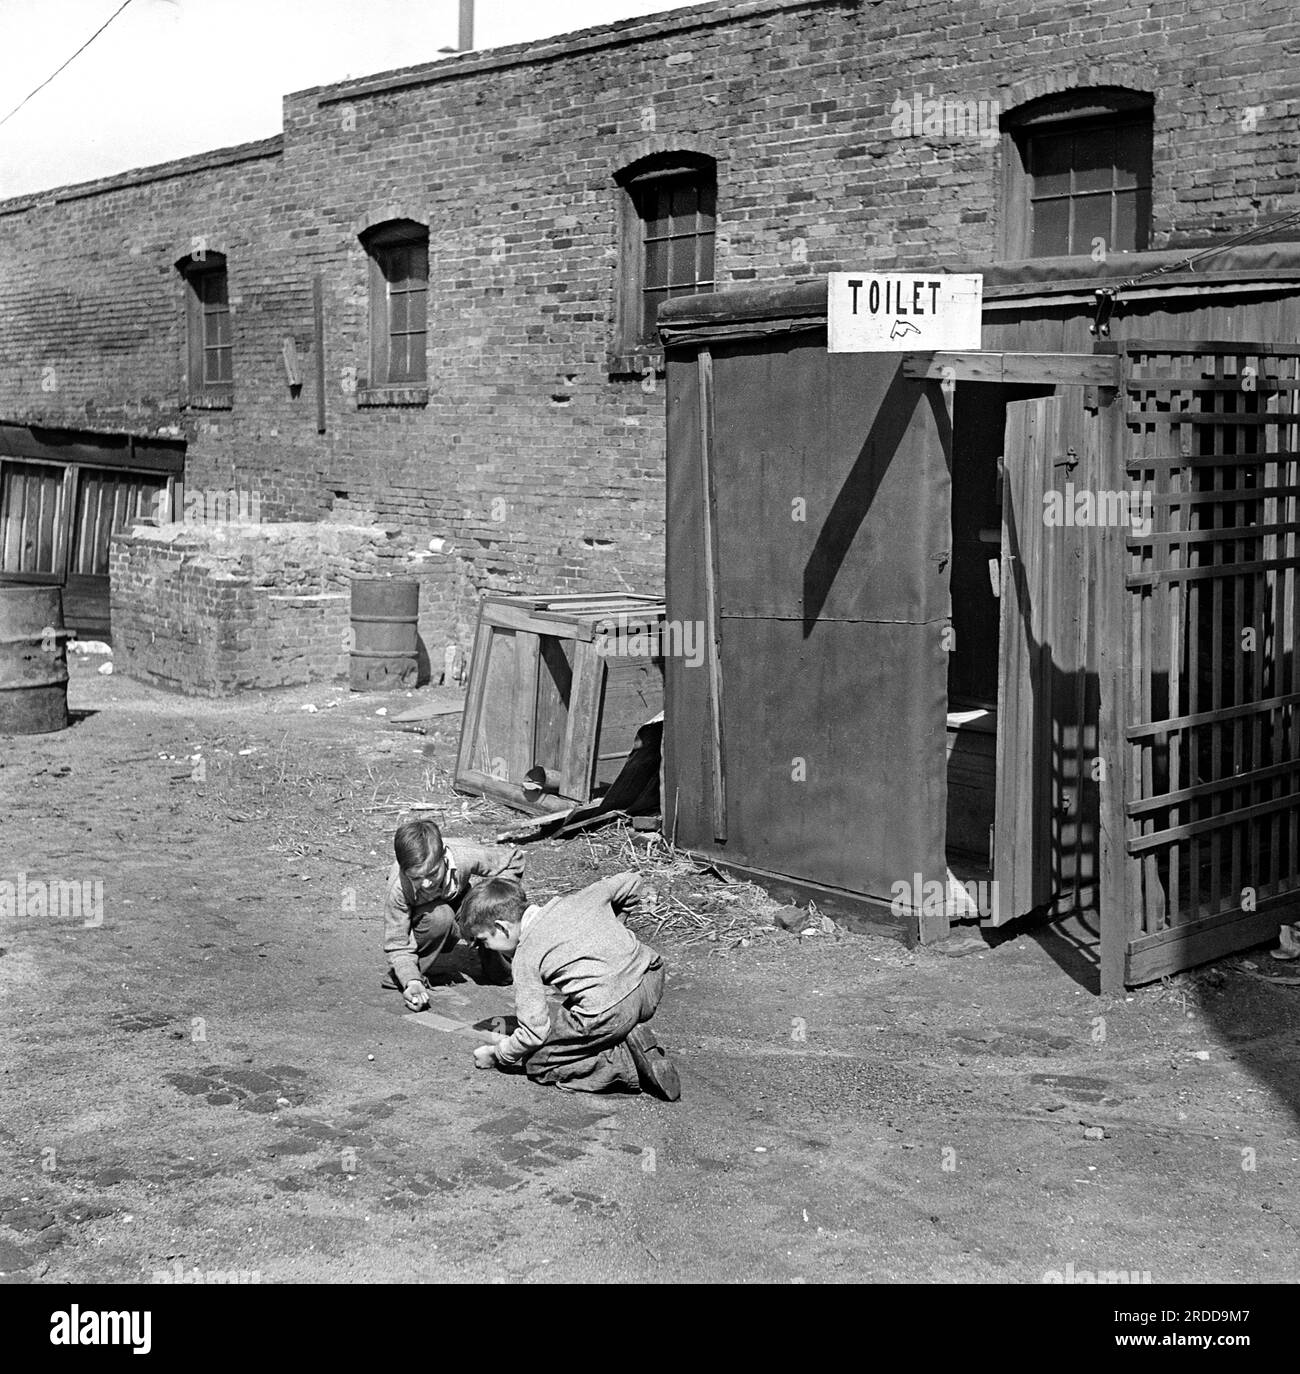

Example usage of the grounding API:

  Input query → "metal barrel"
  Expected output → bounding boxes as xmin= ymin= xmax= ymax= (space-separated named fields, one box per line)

xmin=0 ymin=584 xmax=71 ymax=735
xmin=349 ymin=577 xmax=419 ymax=691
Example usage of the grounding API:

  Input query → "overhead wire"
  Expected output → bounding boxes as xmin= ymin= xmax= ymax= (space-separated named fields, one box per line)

xmin=0 ymin=0 xmax=137 ymax=132
xmin=1117 ymin=206 xmax=1300 ymax=291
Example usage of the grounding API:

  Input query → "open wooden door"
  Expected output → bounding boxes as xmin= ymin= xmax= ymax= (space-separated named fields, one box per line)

xmin=991 ymin=392 xmax=1100 ymax=926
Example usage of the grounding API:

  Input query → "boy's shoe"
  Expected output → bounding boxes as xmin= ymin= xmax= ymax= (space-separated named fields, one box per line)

xmin=625 ymin=1024 xmax=681 ymax=1102
xmin=1271 ymin=922 xmax=1300 ymax=961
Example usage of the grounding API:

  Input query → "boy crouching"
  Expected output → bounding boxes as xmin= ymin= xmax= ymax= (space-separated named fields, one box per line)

xmin=382 ymin=818 xmax=524 ymax=1008
xmin=459 ymin=872 xmax=680 ymax=1101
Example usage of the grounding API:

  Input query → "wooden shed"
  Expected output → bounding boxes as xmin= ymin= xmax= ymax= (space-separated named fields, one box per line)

xmin=660 ymin=244 xmax=1300 ymax=990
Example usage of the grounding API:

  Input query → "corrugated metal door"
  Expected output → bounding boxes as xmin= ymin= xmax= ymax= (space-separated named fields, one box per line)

xmin=63 ymin=467 xmax=168 ymax=634
xmin=1 ymin=458 xmax=168 ymax=634
xmin=0 ymin=460 xmax=68 ymax=580
xmin=69 ymin=468 xmax=164 ymax=579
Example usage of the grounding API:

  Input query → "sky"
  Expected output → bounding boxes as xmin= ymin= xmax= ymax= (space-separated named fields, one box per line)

xmin=0 ymin=0 xmax=698 ymax=197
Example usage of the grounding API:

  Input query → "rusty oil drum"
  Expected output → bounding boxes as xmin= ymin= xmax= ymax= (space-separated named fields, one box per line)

xmin=349 ymin=577 xmax=419 ymax=691
xmin=0 ymin=584 xmax=71 ymax=734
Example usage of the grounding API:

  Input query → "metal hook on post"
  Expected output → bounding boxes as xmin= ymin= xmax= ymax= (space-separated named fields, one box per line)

xmin=1091 ymin=287 xmax=1117 ymax=338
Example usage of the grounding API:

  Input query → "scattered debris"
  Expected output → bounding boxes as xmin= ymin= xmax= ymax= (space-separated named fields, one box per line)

xmin=498 ymin=807 xmax=580 ymax=842
xmin=1234 ymin=966 xmax=1300 ymax=987
xmin=391 ymin=696 xmax=465 ymax=723
xmin=692 ymin=860 xmax=732 ymax=883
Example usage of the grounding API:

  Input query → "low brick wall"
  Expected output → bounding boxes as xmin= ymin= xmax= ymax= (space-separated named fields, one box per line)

xmin=109 ymin=522 xmax=392 ymax=695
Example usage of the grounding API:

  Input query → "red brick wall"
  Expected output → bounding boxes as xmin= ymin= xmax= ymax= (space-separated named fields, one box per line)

xmin=109 ymin=523 xmax=386 ymax=695
xmin=3 ymin=0 xmax=1298 ymax=649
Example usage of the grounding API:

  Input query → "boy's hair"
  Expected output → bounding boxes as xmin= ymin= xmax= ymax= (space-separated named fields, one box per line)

xmin=395 ymin=817 xmax=444 ymax=872
xmin=459 ymin=879 xmax=529 ymax=938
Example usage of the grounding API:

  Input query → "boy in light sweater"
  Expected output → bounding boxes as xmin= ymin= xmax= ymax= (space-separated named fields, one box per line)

xmin=458 ymin=871 xmax=680 ymax=1100
xmin=381 ymin=818 xmax=525 ymax=1008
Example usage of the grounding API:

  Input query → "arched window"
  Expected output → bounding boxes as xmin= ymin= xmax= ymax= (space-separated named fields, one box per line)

xmin=614 ymin=153 xmax=717 ymax=365
xmin=177 ymin=250 xmax=232 ymax=407
xmin=361 ymin=219 xmax=429 ymax=389
xmin=1001 ymin=90 xmax=1153 ymax=259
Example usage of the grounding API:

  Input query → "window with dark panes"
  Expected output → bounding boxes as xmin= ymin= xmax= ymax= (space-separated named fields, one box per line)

xmin=179 ymin=252 xmax=233 ymax=406
xmin=1001 ymin=91 xmax=1154 ymax=260
xmin=614 ymin=155 xmax=717 ymax=363
xmin=365 ymin=222 xmax=429 ymax=387
xmin=1026 ymin=117 xmax=1152 ymax=256
xmin=195 ymin=267 xmax=232 ymax=385
xmin=635 ymin=172 xmax=716 ymax=343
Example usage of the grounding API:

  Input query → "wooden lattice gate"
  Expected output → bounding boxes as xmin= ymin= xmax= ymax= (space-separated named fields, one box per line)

xmin=1117 ymin=340 xmax=1300 ymax=984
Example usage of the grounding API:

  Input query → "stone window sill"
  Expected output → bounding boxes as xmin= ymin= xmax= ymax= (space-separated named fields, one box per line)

xmin=357 ymin=385 xmax=429 ymax=408
xmin=182 ymin=394 xmax=234 ymax=411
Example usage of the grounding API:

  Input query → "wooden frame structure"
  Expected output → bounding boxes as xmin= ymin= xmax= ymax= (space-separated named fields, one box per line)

xmin=455 ymin=592 xmax=665 ymax=813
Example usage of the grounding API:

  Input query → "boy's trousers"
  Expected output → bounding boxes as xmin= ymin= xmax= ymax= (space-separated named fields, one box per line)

xmin=524 ymin=961 xmax=665 ymax=1092
xmin=411 ymin=903 xmax=512 ymax=985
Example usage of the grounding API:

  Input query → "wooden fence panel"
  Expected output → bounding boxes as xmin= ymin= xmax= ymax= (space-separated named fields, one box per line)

xmin=1121 ymin=342 xmax=1300 ymax=983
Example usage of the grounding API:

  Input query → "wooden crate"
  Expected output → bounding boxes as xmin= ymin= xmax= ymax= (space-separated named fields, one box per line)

xmin=454 ymin=592 xmax=665 ymax=813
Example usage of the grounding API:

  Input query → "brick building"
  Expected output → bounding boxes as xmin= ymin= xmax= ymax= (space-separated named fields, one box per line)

xmin=1 ymin=0 xmax=1296 ymax=666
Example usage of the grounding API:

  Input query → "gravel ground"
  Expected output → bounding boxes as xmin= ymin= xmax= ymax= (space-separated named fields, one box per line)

xmin=1 ymin=656 xmax=1298 ymax=1284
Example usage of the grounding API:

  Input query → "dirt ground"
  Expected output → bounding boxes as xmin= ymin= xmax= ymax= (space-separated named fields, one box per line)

xmin=1 ymin=654 xmax=1298 ymax=1285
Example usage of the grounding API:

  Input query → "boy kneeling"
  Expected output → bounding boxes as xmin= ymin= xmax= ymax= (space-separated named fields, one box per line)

xmin=460 ymin=872 xmax=680 ymax=1101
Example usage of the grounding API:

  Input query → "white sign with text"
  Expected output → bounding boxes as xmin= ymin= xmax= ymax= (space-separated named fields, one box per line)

xmin=827 ymin=272 xmax=983 ymax=352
